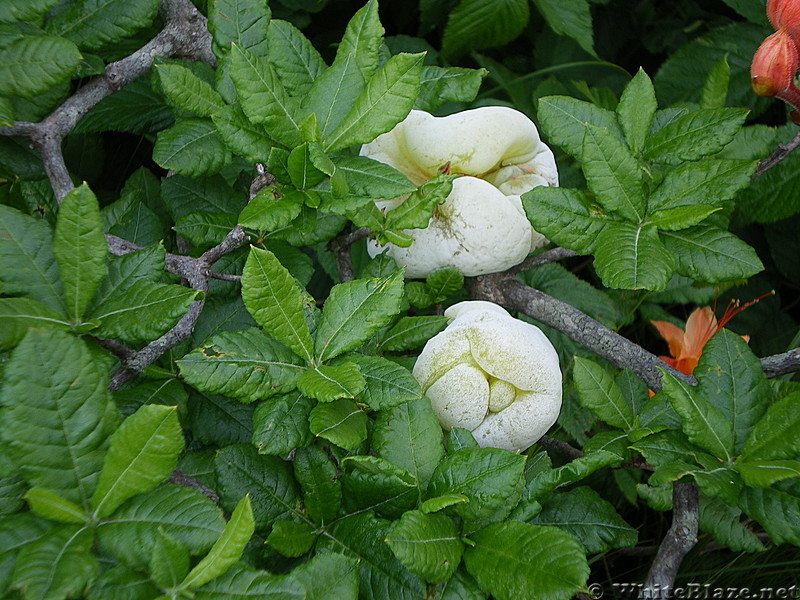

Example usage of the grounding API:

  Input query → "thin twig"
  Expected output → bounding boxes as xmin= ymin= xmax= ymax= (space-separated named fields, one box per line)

xmin=328 ymin=227 xmax=370 ymax=283
xmin=760 ymin=347 xmax=800 ymax=378
xmin=508 ymin=247 xmax=578 ymax=274
xmin=537 ymin=435 xmax=584 ymax=460
xmin=753 ymin=129 xmax=800 ymax=178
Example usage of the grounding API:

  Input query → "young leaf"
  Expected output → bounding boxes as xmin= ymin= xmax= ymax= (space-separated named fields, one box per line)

xmin=0 ymin=36 xmax=81 ymax=98
xmin=385 ymin=175 xmax=455 ymax=230
xmin=212 ymin=104 xmax=275 ymax=163
xmin=648 ymin=206 xmax=720 ymax=231
xmin=593 ymin=223 xmax=674 ymax=291
xmin=149 ymin=529 xmax=190 ymax=589
xmin=415 ymin=65 xmax=487 ymax=112
xmin=648 ymin=159 xmax=757 ymax=212
xmin=536 ymin=96 xmax=624 ymax=159
xmin=293 ymin=444 xmax=342 ymax=525
xmin=739 ymin=391 xmax=800 ymax=462
xmin=379 ymin=316 xmax=449 ymax=352
xmin=155 ymin=64 xmax=226 ymax=117
xmin=463 ymin=522 xmax=589 ymax=600
xmin=314 ymin=270 xmax=405 ymax=362
xmin=442 ymin=0 xmax=531 ymax=59
xmin=336 ymin=0 xmax=384 ymax=81
xmin=0 ymin=329 xmax=119 ymax=510
xmin=530 ymin=0 xmax=594 ymax=57
xmin=297 ymin=363 xmax=367 ymax=403
xmin=53 ymin=183 xmax=107 ymax=321
xmin=616 ymin=68 xmax=657 ymax=153
xmin=345 ymin=354 xmax=423 ymax=411
xmin=309 ymin=399 xmax=368 ymax=450
xmin=153 ymin=118 xmax=232 ymax=176
xmin=239 ymin=188 xmax=304 ymax=231
xmin=241 ymin=246 xmax=314 ymax=363
xmin=341 ymin=455 xmax=418 ymax=519
xmin=700 ymin=55 xmax=731 ymax=109
xmin=252 ymin=392 xmax=315 ymax=456
xmin=24 ymin=488 xmax=88 ymax=524
xmin=301 ymin=53 xmax=366 ymax=141
xmin=573 ymin=357 xmax=634 ymax=430
xmin=267 ymin=520 xmax=315 ymax=557
xmin=385 ymin=510 xmax=463 ymax=583
xmin=267 ymin=20 xmax=325 ymax=97
xmin=180 ymin=495 xmax=254 ymax=589
xmin=522 ymin=451 xmax=623 ymax=503
xmin=91 ymin=405 xmax=183 ymax=518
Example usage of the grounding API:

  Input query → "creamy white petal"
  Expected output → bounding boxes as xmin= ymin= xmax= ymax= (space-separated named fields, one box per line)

xmin=426 ymin=363 xmax=489 ymax=431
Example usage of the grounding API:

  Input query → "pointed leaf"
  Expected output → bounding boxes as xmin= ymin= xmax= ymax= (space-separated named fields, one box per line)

xmin=153 ymin=118 xmax=232 ymax=176
xmin=155 ymin=63 xmax=225 ymax=117
xmin=698 ymin=497 xmax=765 ymax=553
xmin=0 ymin=36 xmax=81 ymax=98
xmin=573 ymin=357 xmax=633 ymax=430
xmin=267 ymin=19 xmax=325 ymax=97
xmin=0 ymin=298 xmax=71 ymax=350
xmin=530 ymin=0 xmax=594 ymax=56
xmin=536 ymin=96 xmax=624 ymax=160
xmin=297 ymin=363 xmax=366 ymax=403
xmin=379 ymin=316 xmax=449 ymax=352
xmin=309 ymin=398 xmax=368 ymax=450
xmin=267 ymin=520 xmax=315 ymax=557
xmin=648 ymin=205 xmax=720 ymax=231
xmin=594 ymin=223 xmax=674 ymax=290
xmin=149 ymin=529 xmax=190 ymax=588
xmin=700 ymin=55 xmax=731 ymax=109
xmin=45 ymin=0 xmax=159 ymax=51
xmin=739 ymin=483 xmax=800 ymax=546
xmin=208 ymin=0 xmax=270 ymax=58
xmin=252 ymin=391 xmax=315 ymax=456
xmin=735 ymin=460 xmax=800 ymax=488
xmin=443 ymin=0 xmax=531 ymax=59
xmin=212 ymin=104 xmax=275 ymax=163
xmin=335 ymin=0 xmax=383 ymax=81
xmin=193 ymin=564 xmax=305 ymax=599
xmin=292 ymin=553 xmax=359 ymax=600
xmin=340 ymin=455 xmax=418 ymax=519
xmin=293 ymin=444 xmax=342 ymax=525
xmin=24 ymin=488 xmax=88 ymax=524
xmin=385 ymin=510 xmax=463 ymax=583
xmin=385 ymin=175 xmax=455 ymax=230
xmin=345 ymin=354 xmax=423 ymax=410
xmin=740 ymin=391 xmax=800 ymax=462
xmin=648 ymin=159 xmax=757 ymax=212
xmin=239 ymin=188 xmax=304 ymax=231
xmin=301 ymin=53 xmax=366 ymax=141
xmin=616 ymin=68 xmax=657 ymax=152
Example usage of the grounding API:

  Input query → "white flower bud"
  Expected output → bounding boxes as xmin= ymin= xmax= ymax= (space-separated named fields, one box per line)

xmin=413 ymin=301 xmax=562 ymax=452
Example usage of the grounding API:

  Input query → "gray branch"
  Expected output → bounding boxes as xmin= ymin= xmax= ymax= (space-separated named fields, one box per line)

xmin=753 ymin=129 xmax=800 ymax=178
xmin=760 ymin=347 xmax=800 ymax=378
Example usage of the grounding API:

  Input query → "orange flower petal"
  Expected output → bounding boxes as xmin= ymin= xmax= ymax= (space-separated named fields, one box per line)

xmin=651 ymin=320 xmax=686 ymax=360
xmin=683 ymin=307 xmax=718 ymax=358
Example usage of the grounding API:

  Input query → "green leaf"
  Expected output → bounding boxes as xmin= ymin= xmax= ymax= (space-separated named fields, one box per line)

xmin=648 ymin=205 xmax=720 ymax=231
xmin=699 ymin=497 xmax=765 ymax=553
xmin=739 ymin=391 xmax=800 ymax=462
xmin=616 ymin=68 xmax=657 ymax=152
xmin=0 ymin=35 xmax=81 ymax=97
xmin=573 ymin=357 xmax=633 ymax=430
xmin=739 ymin=483 xmax=800 ymax=546
xmin=156 ymin=63 xmax=225 ymax=117
xmin=700 ymin=55 xmax=731 ymax=109
xmin=0 ymin=204 xmax=64 ymax=313
xmin=212 ymin=104 xmax=275 ymax=163
xmin=149 ymin=529 xmax=190 ymax=589
xmin=190 ymin=391 xmax=255 ymax=449
xmin=267 ymin=520 xmax=315 ymax=557
xmin=442 ymin=0 xmax=529 ymax=58
xmin=426 ymin=267 xmax=464 ymax=300
xmin=293 ymin=444 xmax=342 ymax=525
xmin=12 ymin=525 xmax=98 ymax=600
xmin=385 ymin=175 xmax=455 ymax=230
xmin=386 ymin=510 xmax=463 ymax=583
xmin=335 ymin=0 xmax=383 ymax=81
xmin=660 ymin=369 xmax=734 ymax=461
xmin=380 ymin=316 xmax=448 ymax=352
xmin=53 ymin=183 xmax=107 ymax=321
xmin=215 ymin=445 xmax=299 ymax=530
xmin=463 ymin=522 xmax=590 ymax=600
xmin=193 ymin=564 xmax=305 ymax=600
xmin=314 ymin=270 xmax=404 ymax=361
xmin=521 ymin=451 xmax=623 ymax=503
xmin=230 ymin=43 xmax=301 ymax=148
xmin=46 ymin=0 xmax=159 ymax=51
xmin=24 ymin=487 xmax=88 ymax=523
xmin=735 ymin=460 xmax=800 ymax=488
xmin=88 ymin=564 xmax=161 ymax=600
xmin=91 ymin=405 xmax=183 ymax=518
xmin=0 ymin=0 xmax=58 ymax=24
xmin=292 ymin=553 xmax=359 ymax=600
xmin=648 ymin=159 xmax=757 ymax=212
xmin=661 ymin=224 xmax=763 ymax=283
xmin=96 ymin=484 xmax=225 ymax=566
xmin=92 ymin=244 xmax=165 ymax=308
xmin=239 ymin=188 xmax=304 ymax=231
xmin=415 ymin=65 xmax=487 ymax=112
xmin=309 ymin=398 xmax=368 ymax=450
xmin=267 ymin=19 xmax=325 ymax=97
xmin=241 ymin=246 xmax=314 ymax=363
xmin=252 ymin=391 xmax=315 ymax=456
xmin=153 ymin=118 xmax=232 ymax=176
xmin=334 ymin=155 xmax=415 ymax=201
xmin=420 ymin=494 xmax=469 ymax=514
xmin=301 ymin=53 xmax=366 ymax=142
xmin=181 ymin=495 xmax=255 ymax=589
xmin=88 ymin=280 xmax=200 ymax=344
xmin=531 ymin=0 xmax=594 ymax=56
xmin=427 ymin=447 xmax=526 ymax=521
xmin=536 ymin=96 xmax=624 ymax=160
xmin=340 ymin=455 xmax=418 ymax=519
xmin=0 ymin=329 xmax=118 ymax=510
xmin=208 ymin=0 xmax=270 ymax=59
xmin=297 ymin=363 xmax=367 ymax=403
xmin=642 ymin=108 xmax=749 ymax=165
xmin=323 ymin=52 xmax=424 ymax=153
xmin=372 ymin=397 xmax=444 ymax=487
xmin=178 ymin=328 xmax=305 ymax=403
xmin=174 ymin=211 xmax=238 ymax=247
xmin=532 ymin=486 xmax=637 ymax=553
xmin=287 ymin=143 xmax=327 ymax=189
xmin=581 ymin=125 xmax=644 ymax=221
xmin=346 ymin=354 xmax=423 ymax=410
xmin=593 ymin=223 xmax=674 ymax=290
xmin=0 ymin=298 xmax=71 ymax=350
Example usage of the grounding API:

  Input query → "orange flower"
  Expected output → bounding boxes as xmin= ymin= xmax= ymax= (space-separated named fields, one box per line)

xmin=768 ymin=0 xmax=800 ymax=43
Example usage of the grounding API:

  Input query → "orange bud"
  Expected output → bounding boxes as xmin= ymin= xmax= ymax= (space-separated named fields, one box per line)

xmin=751 ymin=28 xmax=799 ymax=98
xmin=768 ymin=0 xmax=800 ymax=41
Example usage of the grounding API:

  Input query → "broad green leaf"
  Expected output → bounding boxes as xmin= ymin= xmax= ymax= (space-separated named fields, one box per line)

xmin=12 ymin=525 xmax=98 ymax=600
xmin=174 ymin=211 xmax=238 ymax=247
xmin=463 ymin=522 xmax=590 ymax=600
xmin=335 ymin=0 xmax=383 ymax=81
xmin=292 ymin=553 xmax=359 ymax=600
xmin=315 ymin=270 xmax=404 ymax=361
xmin=309 ymin=399 xmax=368 ymax=450
xmin=0 ymin=474 xmax=29 ymax=516
xmin=91 ymin=405 xmax=183 ymax=518
xmin=385 ymin=510 xmax=463 ymax=583
xmin=695 ymin=330 xmax=771 ymax=454
xmin=230 ymin=43 xmax=301 ymax=147
xmin=345 ymin=354 xmax=423 ymax=410
xmin=372 ymin=397 xmax=444 ymax=487
xmin=442 ymin=0 xmax=530 ymax=58
xmin=149 ymin=529 xmax=190 ymax=589
xmin=88 ymin=564 xmax=161 ymax=600
xmin=215 ymin=445 xmax=298 ymax=530
xmin=267 ymin=19 xmax=325 ymax=97
xmin=301 ymin=53 xmax=366 ymax=141
xmin=700 ymin=55 xmax=731 ymax=109
xmin=660 ymin=369 xmax=734 ymax=461
xmin=573 ymin=357 xmax=633 ymax=430
xmin=323 ymin=52 xmax=424 ymax=153
xmin=293 ymin=444 xmax=342 ymax=525
xmin=537 ymin=96 xmax=624 ymax=160
xmin=648 ymin=205 xmax=719 ymax=231
xmin=267 ymin=520 xmax=315 ymax=557
xmin=252 ymin=392 xmax=315 ymax=456
xmin=532 ymin=486 xmax=637 ymax=553
xmin=415 ymin=65 xmax=487 ymax=112
xmin=46 ymin=0 xmax=159 ymax=51
xmin=739 ymin=391 xmax=800 ymax=462
xmin=521 ymin=451 xmax=623 ymax=504
xmin=427 ymin=447 xmax=525 ymax=521
xmin=153 ymin=118 xmax=232 ymax=176
xmin=0 ymin=204 xmax=64 ymax=313
xmin=156 ymin=63 xmax=225 ymax=117
xmin=0 ymin=0 xmax=58 ymax=24
xmin=187 ymin=391 xmax=254 ymax=448
xmin=531 ymin=0 xmax=594 ymax=56
xmin=88 ymin=280 xmax=200 ymax=344
xmin=208 ymin=0 xmax=270 ymax=58
xmin=340 ymin=455 xmax=418 ymax=519
xmin=212 ymin=104 xmax=275 ymax=163
xmin=297 ymin=363 xmax=367 ymax=403
xmin=522 ymin=187 xmax=612 ymax=255
xmin=96 ymin=484 xmax=225 ymax=566
xmin=648 ymin=159 xmax=757 ymax=211
xmin=380 ymin=316 xmax=448 ymax=352
xmin=0 ymin=298 xmax=71 ymax=350
xmin=53 ymin=183 xmax=107 ymax=321
xmin=178 ymin=328 xmax=305 ymax=403
xmin=629 ymin=430 xmax=703 ymax=469
xmin=287 ymin=143 xmax=327 ymax=189
xmin=735 ymin=137 xmax=800 ymax=224
xmin=593 ymin=223 xmax=674 ymax=290
xmin=739 ymin=482 xmax=800 ymax=546
xmin=24 ymin=488 xmax=87 ymax=523
xmin=385 ymin=175 xmax=455 ymax=230
xmin=91 ymin=243 xmax=165 ymax=308
xmin=0 ymin=329 xmax=118 ymax=510
xmin=181 ymin=495 xmax=254 ymax=589
xmin=193 ymin=564 xmax=305 ymax=600
xmin=642 ymin=108 xmax=749 ymax=165
xmin=0 ymin=36 xmax=81 ymax=97
xmin=241 ymin=246 xmax=314 ymax=362
xmin=426 ymin=267 xmax=464 ymax=300
xmin=334 ymin=155 xmax=415 ymax=201
xmin=735 ymin=460 xmax=800 ymax=488
xmin=698 ymin=497 xmax=765 ymax=553
xmin=239 ymin=188 xmax=304 ymax=231
xmin=661 ymin=224 xmax=763 ymax=283
xmin=320 ymin=513 xmax=425 ymax=600
xmin=616 ymin=68 xmax=657 ymax=152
